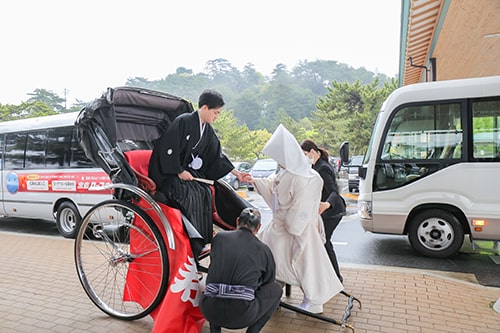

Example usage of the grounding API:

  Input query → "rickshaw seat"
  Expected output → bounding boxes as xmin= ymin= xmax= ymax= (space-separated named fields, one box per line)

xmin=123 ymin=150 xmax=156 ymax=193
xmin=123 ymin=149 xmax=245 ymax=232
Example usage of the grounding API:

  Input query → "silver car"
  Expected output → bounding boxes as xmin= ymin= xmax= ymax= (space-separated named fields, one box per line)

xmin=247 ymin=159 xmax=280 ymax=191
xmin=221 ymin=161 xmax=252 ymax=190
xmin=348 ymin=155 xmax=364 ymax=192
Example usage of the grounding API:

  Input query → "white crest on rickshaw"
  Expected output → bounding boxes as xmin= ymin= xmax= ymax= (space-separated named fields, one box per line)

xmin=170 ymin=255 xmax=202 ymax=306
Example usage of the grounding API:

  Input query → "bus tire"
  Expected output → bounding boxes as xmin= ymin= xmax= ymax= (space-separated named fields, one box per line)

xmin=408 ymin=209 xmax=464 ymax=258
xmin=56 ymin=201 xmax=82 ymax=238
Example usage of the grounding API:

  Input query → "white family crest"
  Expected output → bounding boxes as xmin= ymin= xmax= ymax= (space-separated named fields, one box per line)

xmin=170 ymin=255 xmax=202 ymax=306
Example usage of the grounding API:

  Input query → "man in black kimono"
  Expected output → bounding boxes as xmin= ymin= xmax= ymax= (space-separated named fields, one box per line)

xmin=148 ymin=90 xmax=248 ymax=255
xmin=200 ymin=208 xmax=283 ymax=333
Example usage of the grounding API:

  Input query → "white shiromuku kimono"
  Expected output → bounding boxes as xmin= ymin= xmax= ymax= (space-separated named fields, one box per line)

xmin=254 ymin=124 xmax=343 ymax=305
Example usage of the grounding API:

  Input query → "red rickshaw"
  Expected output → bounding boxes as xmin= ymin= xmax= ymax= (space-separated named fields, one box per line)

xmin=73 ymin=86 xmax=359 ymax=332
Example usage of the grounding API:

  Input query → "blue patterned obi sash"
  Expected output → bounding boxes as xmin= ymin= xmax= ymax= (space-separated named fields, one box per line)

xmin=204 ymin=283 xmax=255 ymax=301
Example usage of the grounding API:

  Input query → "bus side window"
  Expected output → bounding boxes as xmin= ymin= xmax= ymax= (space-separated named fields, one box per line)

xmin=69 ymin=127 xmax=94 ymax=168
xmin=453 ymin=144 xmax=462 ymax=158
xmin=25 ymin=130 xmax=47 ymax=169
xmin=47 ymin=127 xmax=72 ymax=168
xmin=4 ymin=133 xmax=27 ymax=169
xmin=472 ymin=99 xmax=500 ymax=159
xmin=439 ymin=126 xmax=462 ymax=159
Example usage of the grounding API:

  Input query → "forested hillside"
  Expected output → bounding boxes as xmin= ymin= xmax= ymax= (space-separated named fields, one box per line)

xmin=0 ymin=58 xmax=397 ymax=159
xmin=126 ymin=58 xmax=393 ymax=132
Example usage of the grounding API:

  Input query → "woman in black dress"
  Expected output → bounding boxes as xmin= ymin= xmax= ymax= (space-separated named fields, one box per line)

xmin=301 ymin=140 xmax=346 ymax=282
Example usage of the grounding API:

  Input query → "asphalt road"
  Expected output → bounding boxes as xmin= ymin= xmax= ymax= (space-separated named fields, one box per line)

xmin=0 ymin=182 xmax=498 ymax=288
xmin=243 ymin=186 xmax=500 ymax=288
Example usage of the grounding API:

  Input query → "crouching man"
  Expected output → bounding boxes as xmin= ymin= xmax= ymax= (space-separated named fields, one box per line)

xmin=200 ymin=208 xmax=283 ymax=333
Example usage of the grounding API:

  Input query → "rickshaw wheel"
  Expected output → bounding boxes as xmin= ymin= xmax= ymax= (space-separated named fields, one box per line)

xmin=74 ymin=199 xmax=169 ymax=320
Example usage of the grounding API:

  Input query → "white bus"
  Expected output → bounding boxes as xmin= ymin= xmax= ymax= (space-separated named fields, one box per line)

xmin=0 ymin=112 xmax=115 ymax=238
xmin=342 ymin=75 xmax=500 ymax=258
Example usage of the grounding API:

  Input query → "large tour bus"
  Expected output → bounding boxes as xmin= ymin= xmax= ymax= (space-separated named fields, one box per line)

xmin=0 ymin=112 xmax=147 ymax=238
xmin=341 ymin=75 xmax=500 ymax=258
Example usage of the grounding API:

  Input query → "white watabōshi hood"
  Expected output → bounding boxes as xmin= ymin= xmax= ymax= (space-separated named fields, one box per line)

xmin=262 ymin=124 xmax=315 ymax=178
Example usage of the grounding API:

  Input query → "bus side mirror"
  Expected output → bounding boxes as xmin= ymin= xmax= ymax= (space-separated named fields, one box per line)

xmin=339 ymin=141 xmax=349 ymax=166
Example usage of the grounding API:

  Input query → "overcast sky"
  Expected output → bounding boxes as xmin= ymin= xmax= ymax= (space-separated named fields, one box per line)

xmin=0 ymin=1 xmax=402 ymax=105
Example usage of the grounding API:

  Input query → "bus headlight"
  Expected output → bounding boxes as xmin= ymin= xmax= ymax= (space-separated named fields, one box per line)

xmin=357 ymin=200 xmax=372 ymax=219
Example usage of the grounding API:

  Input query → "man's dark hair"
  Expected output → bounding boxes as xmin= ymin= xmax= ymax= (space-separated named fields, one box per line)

xmin=198 ymin=89 xmax=225 ymax=109
xmin=238 ymin=208 xmax=261 ymax=231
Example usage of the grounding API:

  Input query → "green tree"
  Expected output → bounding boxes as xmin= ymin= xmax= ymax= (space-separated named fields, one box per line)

xmin=120 ymin=58 xmax=397 ymax=133
xmin=291 ymin=60 xmax=330 ymax=95
xmin=259 ymin=83 xmax=317 ymax=130
xmin=232 ymin=87 xmax=264 ymax=130
xmin=312 ymin=78 xmax=397 ymax=155
xmin=279 ymin=116 xmax=316 ymax=144
xmin=66 ymin=99 xmax=88 ymax=112
xmin=291 ymin=59 xmax=393 ymax=94
xmin=159 ymin=71 xmax=210 ymax=102
xmin=0 ymin=101 xmax=55 ymax=121
xmin=0 ymin=103 xmax=16 ymax=121
xmin=212 ymin=109 xmax=256 ymax=161
xmin=204 ymin=58 xmax=242 ymax=88
xmin=270 ymin=63 xmax=292 ymax=84
xmin=27 ymin=88 xmax=65 ymax=112
xmin=241 ymin=63 xmax=265 ymax=88
xmin=249 ymin=129 xmax=272 ymax=160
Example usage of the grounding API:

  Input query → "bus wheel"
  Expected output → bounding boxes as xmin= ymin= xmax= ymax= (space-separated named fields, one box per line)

xmin=408 ymin=209 xmax=464 ymax=258
xmin=56 ymin=202 xmax=82 ymax=238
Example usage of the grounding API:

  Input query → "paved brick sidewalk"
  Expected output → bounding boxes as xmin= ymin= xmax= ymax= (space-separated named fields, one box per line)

xmin=0 ymin=231 xmax=498 ymax=333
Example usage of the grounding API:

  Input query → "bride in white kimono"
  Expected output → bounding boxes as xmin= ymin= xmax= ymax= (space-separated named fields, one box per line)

xmin=244 ymin=124 xmax=343 ymax=314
